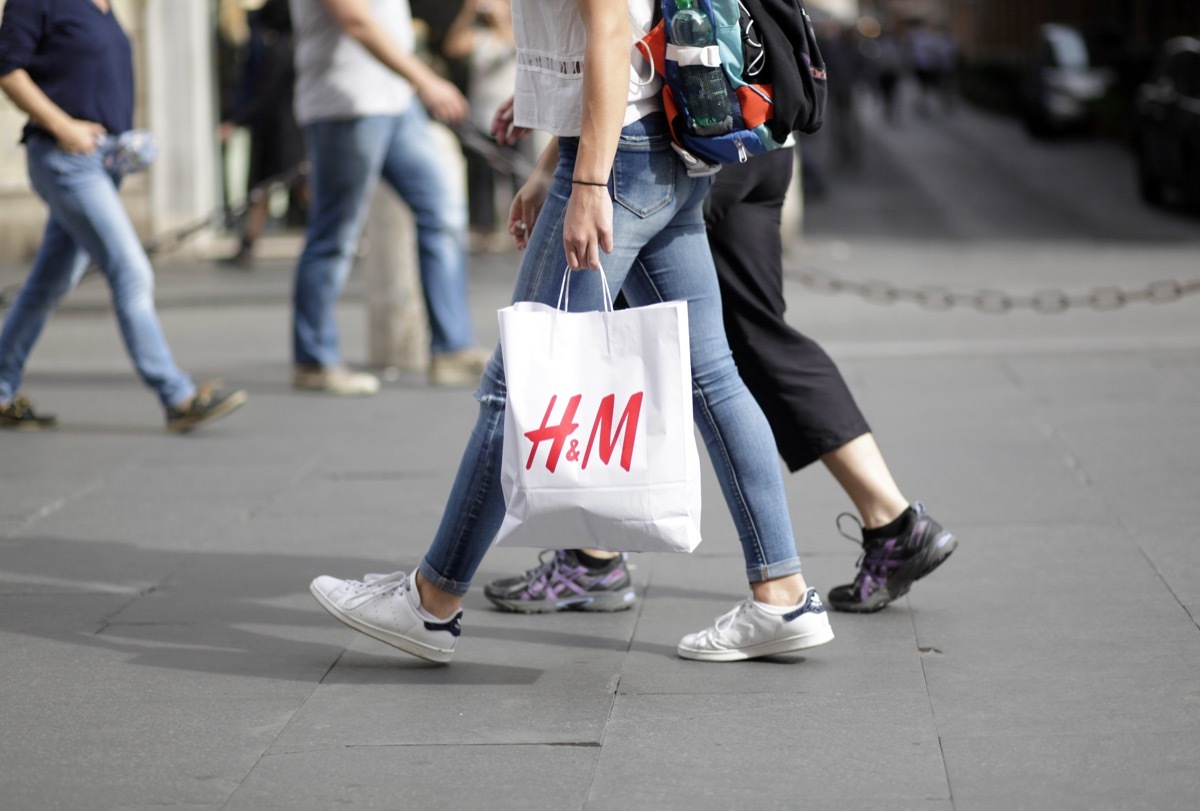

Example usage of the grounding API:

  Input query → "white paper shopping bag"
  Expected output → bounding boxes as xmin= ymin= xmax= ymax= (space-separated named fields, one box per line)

xmin=494 ymin=270 xmax=702 ymax=553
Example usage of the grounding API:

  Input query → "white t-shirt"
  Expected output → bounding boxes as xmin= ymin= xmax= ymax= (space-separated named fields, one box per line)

xmin=468 ymin=29 xmax=518 ymax=134
xmin=289 ymin=0 xmax=416 ymax=126
xmin=511 ymin=0 xmax=662 ymax=137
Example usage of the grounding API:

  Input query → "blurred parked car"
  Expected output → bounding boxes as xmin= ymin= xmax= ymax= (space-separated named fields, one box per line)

xmin=1133 ymin=36 xmax=1200 ymax=210
xmin=1020 ymin=23 xmax=1120 ymax=137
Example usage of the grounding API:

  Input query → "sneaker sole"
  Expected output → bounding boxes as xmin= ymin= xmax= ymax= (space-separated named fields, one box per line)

xmin=828 ymin=587 xmax=907 ymax=614
xmin=292 ymin=382 xmax=380 ymax=396
xmin=309 ymin=583 xmax=453 ymax=664
xmin=830 ymin=533 xmax=957 ymax=613
xmin=886 ymin=531 xmax=958 ymax=601
xmin=0 ymin=420 xmax=57 ymax=431
xmin=677 ymin=625 xmax=835 ymax=662
xmin=167 ymin=390 xmax=248 ymax=433
xmin=485 ymin=589 xmax=637 ymax=614
xmin=429 ymin=371 xmax=483 ymax=387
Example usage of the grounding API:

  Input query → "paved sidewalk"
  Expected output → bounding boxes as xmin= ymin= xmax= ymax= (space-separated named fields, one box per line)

xmin=3 ymin=125 xmax=1200 ymax=808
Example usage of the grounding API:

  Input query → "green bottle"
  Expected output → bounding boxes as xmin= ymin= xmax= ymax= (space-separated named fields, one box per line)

xmin=669 ymin=0 xmax=733 ymax=136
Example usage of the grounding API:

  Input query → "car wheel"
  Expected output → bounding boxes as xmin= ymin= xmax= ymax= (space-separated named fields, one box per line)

xmin=1024 ymin=110 xmax=1053 ymax=138
xmin=1186 ymin=147 xmax=1200 ymax=213
xmin=1136 ymin=142 xmax=1165 ymax=206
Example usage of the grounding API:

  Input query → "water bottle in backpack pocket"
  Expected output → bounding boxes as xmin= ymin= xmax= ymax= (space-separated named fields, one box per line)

xmin=668 ymin=0 xmax=735 ymax=136
xmin=641 ymin=0 xmax=828 ymax=172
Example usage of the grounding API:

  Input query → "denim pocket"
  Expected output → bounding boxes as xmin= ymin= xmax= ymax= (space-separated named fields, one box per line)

xmin=42 ymin=143 xmax=101 ymax=177
xmin=612 ymin=148 xmax=675 ymax=219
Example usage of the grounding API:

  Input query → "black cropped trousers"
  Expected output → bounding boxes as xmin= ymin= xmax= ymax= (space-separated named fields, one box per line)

xmin=704 ymin=148 xmax=870 ymax=472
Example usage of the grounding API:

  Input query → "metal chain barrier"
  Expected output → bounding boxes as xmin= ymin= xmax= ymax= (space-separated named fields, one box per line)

xmin=785 ymin=266 xmax=1200 ymax=314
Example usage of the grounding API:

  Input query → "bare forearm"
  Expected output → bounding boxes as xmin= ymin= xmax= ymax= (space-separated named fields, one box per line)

xmin=442 ymin=0 xmax=478 ymax=60
xmin=0 ymin=69 xmax=74 ymax=136
xmin=534 ymin=137 xmax=560 ymax=178
xmin=574 ymin=2 xmax=628 ymax=183
xmin=321 ymin=0 xmax=465 ymax=122
xmin=0 ymin=69 xmax=104 ymax=152
xmin=322 ymin=0 xmax=439 ymax=91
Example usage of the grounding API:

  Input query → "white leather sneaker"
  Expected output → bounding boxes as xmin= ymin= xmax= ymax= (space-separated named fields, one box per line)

xmin=310 ymin=571 xmax=460 ymax=663
xmin=428 ymin=347 xmax=491 ymax=387
xmin=293 ymin=366 xmax=381 ymax=396
xmin=677 ymin=589 xmax=834 ymax=662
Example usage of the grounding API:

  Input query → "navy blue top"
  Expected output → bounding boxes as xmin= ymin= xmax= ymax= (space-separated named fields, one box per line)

xmin=0 ymin=0 xmax=134 ymax=142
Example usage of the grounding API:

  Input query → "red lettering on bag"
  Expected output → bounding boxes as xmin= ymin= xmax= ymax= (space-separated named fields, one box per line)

xmin=524 ymin=394 xmax=581 ymax=472
xmin=582 ymin=392 xmax=643 ymax=472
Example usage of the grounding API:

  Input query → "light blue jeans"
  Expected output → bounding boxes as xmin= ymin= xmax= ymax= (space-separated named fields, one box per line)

xmin=0 ymin=133 xmax=194 ymax=409
xmin=419 ymin=113 xmax=801 ymax=594
xmin=293 ymin=105 xmax=474 ymax=367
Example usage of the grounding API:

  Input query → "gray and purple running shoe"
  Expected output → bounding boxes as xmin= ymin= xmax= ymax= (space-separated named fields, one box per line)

xmin=484 ymin=550 xmax=636 ymax=613
xmin=827 ymin=502 xmax=957 ymax=613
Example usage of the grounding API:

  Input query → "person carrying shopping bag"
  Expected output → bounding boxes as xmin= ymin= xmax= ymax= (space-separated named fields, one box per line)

xmin=0 ymin=0 xmax=246 ymax=432
xmin=308 ymin=0 xmax=834 ymax=663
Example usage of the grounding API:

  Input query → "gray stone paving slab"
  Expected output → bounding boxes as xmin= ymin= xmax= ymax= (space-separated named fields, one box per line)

xmin=590 ymin=692 xmax=948 ymax=808
xmin=14 ymin=494 xmax=252 ymax=548
xmin=0 ymin=641 xmax=304 ymax=808
xmin=622 ymin=552 xmax=929 ymax=696
xmin=914 ymin=525 xmax=1200 ymax=739
xmin=225 ymin=745 xmax=597 ymax=811
xmin=1 ymin=535 xmax=178 ymax=596
xmin=3 ymin=174 xmax=1200 ymax=808
xmin=270 ymin=652 xmax=616 ymax=749
xmin=0 ymin=591 xmax=130 ymax=632
xmin=940 ymin=730 xmax=1200 ymax=811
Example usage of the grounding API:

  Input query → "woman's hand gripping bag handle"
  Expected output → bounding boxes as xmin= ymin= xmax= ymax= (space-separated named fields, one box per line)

xmin=495 ymin=267 xmax=702 ymax=553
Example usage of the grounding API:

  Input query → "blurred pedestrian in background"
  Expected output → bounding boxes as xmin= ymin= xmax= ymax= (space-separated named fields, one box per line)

xmin=0 ymin=0 xmax=247 ymax=433
xmin=933 ymin=24 xmax=959 ymax=114
xmin=443 ymin=0 xmax=530 ymax=254
xmin=288 ymin=0 xmax=490 ymax=395
xmin=908 ymin=20 xmax=947 ymax=117
xmin=217 ymin=0 xmax=251 ymax=221
xmin=870 ymin=26 xmax=905 ymax=124
xmin=219 ymin=0 xmax=307 ymax=270
xmin=818 ymin=20 xmax=865 ymax=169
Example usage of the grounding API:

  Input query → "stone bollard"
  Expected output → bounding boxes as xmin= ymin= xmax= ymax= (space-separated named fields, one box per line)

xmin=361 ymin=121 xmax=468 ymax=374
xmin=363 ymin=183 xmax=428 ymax=374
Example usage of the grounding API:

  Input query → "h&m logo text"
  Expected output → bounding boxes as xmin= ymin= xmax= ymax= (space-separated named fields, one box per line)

xmin=524 ymin=392 xmax=644 ymax=473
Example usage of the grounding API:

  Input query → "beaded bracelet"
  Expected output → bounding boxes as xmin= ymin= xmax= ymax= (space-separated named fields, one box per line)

xmin=571 ymin=179 xmax=608 ymax=187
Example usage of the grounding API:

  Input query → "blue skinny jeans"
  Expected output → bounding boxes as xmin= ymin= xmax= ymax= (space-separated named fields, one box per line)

xmin=419 ymin=114 xmax=802 ymax=594
xmin=0 ymin=133 xmax=194 ymax=409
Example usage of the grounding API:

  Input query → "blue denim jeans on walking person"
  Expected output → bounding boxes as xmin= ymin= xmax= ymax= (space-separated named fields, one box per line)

xmin=418 ymin=113 xmax=802 ymax=594
xmin=0 ymin=133 xmax=195 ymax=409
xmin=293 ymin=104 xmax=475 ymax=367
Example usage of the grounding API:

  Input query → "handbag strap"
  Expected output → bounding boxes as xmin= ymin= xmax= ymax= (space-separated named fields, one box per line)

xmin=557 ymin=265 xmax=614 ymax=313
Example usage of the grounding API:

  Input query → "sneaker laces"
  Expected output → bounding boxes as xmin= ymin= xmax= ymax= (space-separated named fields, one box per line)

xmin=342 ymin=571 xmax=409 ymax=607
xmin=4 ymin=394 xmax=36 ymax=417
xmin=191 ymin=380 xmax=224 ymax=411
xmin=3 ymin=393 xmax=46 ymax=417
xmin=696 ymin=598 xmax=755 ymax=646
xmin=835 ymin=511 xmax=865 ymax=545
xmin=531 ymin=551 xmax=594 ymax=598
xmin=836 ymin=512 xmax=901 ymax=600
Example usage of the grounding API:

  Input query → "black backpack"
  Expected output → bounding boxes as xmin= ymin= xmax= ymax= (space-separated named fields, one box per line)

xmin=639 ymin=0 xmax=827 ymax=170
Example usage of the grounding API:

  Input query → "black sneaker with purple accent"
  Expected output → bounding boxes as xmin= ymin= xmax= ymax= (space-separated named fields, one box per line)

xmin=484 ymin=550 xmax=637 ymax=613
xmin=827 ymin=502 xmax=957 ymax=613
